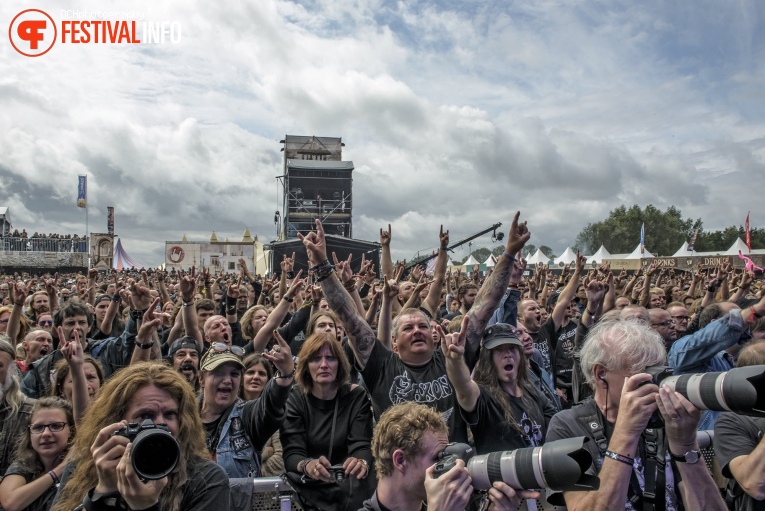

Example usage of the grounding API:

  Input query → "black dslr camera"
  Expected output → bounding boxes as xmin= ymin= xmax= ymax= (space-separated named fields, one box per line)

xmin=641 ymin=366 xmax=674 ymax=428
xmin=432 ymin=443 xmax=474 ymax=477
xmin=113 ymin=419 xmax=180 ymax=480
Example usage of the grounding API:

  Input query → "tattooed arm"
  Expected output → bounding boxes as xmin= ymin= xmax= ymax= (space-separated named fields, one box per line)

xmin=464 ymin=212 xmax=531 ymax=370
xmin=299 ymin=220 xmax=379 ymax=370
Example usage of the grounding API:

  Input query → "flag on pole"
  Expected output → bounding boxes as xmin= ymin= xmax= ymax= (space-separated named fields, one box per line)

xmin=745 ymin=212 xmax=751 ymax=253
xmin=688 ymin=227 xmax=699 ymax=252
xmin=77 ymin=176 xmax=87 ymax=208
xmin=640 ymin=223 xmax=645 ymax=255
xmin=107 ymin=207 xmax=114 ymax=235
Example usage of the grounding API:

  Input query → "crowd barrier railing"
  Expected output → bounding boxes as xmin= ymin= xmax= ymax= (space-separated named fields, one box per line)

xmin=0 ymin=237 xmax=88 ymax=253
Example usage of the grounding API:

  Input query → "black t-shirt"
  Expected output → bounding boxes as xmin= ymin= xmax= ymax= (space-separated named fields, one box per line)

xmin=530 ymin=317 xmax=557 ymax=376
xmin=360 ymin=341 xmax=468 ymax=443
xmin=462 ymin=384 xmax=557 ymax=454
xmin=714 ymin=413 xmax=765 ymax=511
xmin=553 ymin=320 xmax=578 ymax=389
xmin=3 ymin=462 xmax=56 ymax=511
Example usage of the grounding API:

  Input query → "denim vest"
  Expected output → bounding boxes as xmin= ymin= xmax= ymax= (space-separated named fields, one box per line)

xmin=214 ymin=399 xmax=261 ymax=479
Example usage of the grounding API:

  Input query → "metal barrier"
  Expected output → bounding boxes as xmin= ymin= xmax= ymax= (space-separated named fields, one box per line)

xmin=0 ymin=237 xmax=87 ymax=253
xmin=231 ymin=477 xmax=303 ymax=511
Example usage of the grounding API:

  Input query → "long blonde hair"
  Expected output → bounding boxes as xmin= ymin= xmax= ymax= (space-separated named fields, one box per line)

xmin=52 ymin=362 xmax=209 ymax=511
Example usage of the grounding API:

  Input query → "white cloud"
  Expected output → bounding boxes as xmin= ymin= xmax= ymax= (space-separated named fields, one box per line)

xmin=0 ymin=0 xmax=763 ymax=266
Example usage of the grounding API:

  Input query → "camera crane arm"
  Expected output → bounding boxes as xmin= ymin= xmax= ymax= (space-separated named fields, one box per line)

xmin=406 ymin=222 xmax=502 ymax=271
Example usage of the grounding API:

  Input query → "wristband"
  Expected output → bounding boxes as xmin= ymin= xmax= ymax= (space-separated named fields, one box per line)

xmin=275 ymin=368 xmax=296 ymax=380
xmin=604 ymin=450 xmax=634 ymax=467
xmin=585 ymin=308 xmax=596 ymax=316
xmin=286 ymin=271 xmax=295 ymax=280
xmin=182 ymin=300 xmax=193 ymax=307
xmin=283 ymin=296 xmax=294 ymax=303
xmin=111 ymin=294 xmax=122 ymax=303
xmin=440 ymin=246 xmax=449 ymax=251
xmin=226 ymin=295 xmax=237 ymax=307
xmin=48 ymin=470 xmax=59 ymax=486
xmin=299 ymin=458 xmax=314 ymax=474
xmin=137 ymin=340 xmax=153 ymax=350
xmin=501 ymin=251 xmax=515 ymax=261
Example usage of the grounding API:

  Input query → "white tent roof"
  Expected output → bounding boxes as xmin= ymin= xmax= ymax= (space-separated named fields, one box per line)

xmin=624 ymin=244 xmax=655 ymax=259
xmin=463 ymin=255 xmax=479 ymax=266
xmin=589 ymin=245 xmax=613 ymax=263
xmin=526 ymin=248 xmax=551 ymax=266
xmin=554 ymin=247 xmax=578 ymax=265
xmin=672 ymin=241 xmax=695 ymax=257
xmin=483 ymin=255 xmax=497 ymax=267
xmin=724 ymin=238 xmax=750 ymax=255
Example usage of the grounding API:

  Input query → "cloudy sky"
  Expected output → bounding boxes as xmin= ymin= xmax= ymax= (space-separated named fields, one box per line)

xmin=2 ymin=0 xmax=763 ymax=267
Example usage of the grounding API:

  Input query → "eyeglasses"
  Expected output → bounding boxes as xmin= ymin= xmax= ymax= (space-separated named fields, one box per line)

xmin=29 ymin=422 xmax=68 ymax=434
xmin=39 ymin=320 xmax=53 ymax=326
xmin=210 ymin=343 xmax=244 ymax=357
xmin=651 ymin=320 xmax=675 ymax=327
xmin=671 ymin=315 xmax=690 ymax=322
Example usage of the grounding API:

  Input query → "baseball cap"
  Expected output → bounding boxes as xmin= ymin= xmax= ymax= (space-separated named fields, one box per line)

xmin=481 ymin=323 xmax=523 ymax=350
xmin=547 ymin=290 xmax=561 ymax=308
xmin=167 ymin=336 xmax=200 ymax=359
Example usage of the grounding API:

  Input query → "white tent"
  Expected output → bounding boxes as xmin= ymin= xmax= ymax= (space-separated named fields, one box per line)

xmin=526 ymin=248 xmax=551 ymax=266
xmin=483 ymin=255 xmax=497 ymax=267
xmin=554 ymin=247 xmax=578 ymax=265
xmin=624 ymin=244 xmax=655 ymax=259
xmin=589 ymin=245 xmax=613 ymax=263
xmin=724 ymin=238 xmax=750 ymax=255
xmin=463 ymin=255 xmax=479 ymax=266
xmin=672 ymin=242 xmax=695 ymax=257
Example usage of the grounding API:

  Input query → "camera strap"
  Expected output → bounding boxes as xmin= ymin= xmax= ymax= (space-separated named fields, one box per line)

xmin=573 ymin=401 xmax=666 ymax=511
xmin=642 ymin=428 xmax=665 ymax=511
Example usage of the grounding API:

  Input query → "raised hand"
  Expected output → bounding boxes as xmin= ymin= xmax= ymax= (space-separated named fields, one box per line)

xmin=439 ymin=224 xmax=449 ymax=248
xmin=333 ymin=252 xmax=354 ymax=284
xmin=263 ymin=330 xmax=294 ymax=381
xmin=504 ymin=211 xmax=531 ymax=257
xmin=298 ymin=219 xmax=328 ymax=263
xmin=380 ymin=224 xmax=392 ymax=247
xmin=439 ymin=316 xmax=469 ymax=359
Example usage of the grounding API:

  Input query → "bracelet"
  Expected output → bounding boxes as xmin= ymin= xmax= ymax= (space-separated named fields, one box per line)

xmin=137 ymin=340 xmax=153 ymax=350
xmin=299 ymin=458 xmax=314 ymax=474
xmin=343 ymin=279 xmax=358 ymax=292
xmin=316 ymin=268 xmax=335 ymax=282
xmin=48 ymin=470 xmax=59 ymax=486
xmin=286 ymin=271 xmax=295 ymax=280
xmin=111 ymin=294 xmax=122 ymax=303
xmin=182 ymin=300 xmax=193 ymax=307
xmin=275 ymin=368 xmax=296 ymax=380
xmin=501 ymin=251 xmax=515 ymax=261
xmin=604 ymin=450 xmax=634 ymax=467
xmin=440 ymin=246 xmax=449 ymax=251
xmin=585 ymin=308 xmax=596 ymax=316
xmin=226 ymin=295 xmax=237 ymax=307
xmin=283 ymin=295 xmax=294 ymax=303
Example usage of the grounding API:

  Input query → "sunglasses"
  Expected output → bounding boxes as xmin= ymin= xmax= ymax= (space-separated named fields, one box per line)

xmin=29 ymin=422 xmax=68 ymax=434
xmin=39 ymin=320 xmax=53 ymax=326
xmin=209 ymin=343 xmax=244 ymax=357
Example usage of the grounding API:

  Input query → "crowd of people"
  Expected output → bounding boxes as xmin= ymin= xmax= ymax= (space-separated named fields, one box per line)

xmin=0 ymin=214 xmax=763 ymax=511
xmin=1 ymin=230 xmax=88 ymax=253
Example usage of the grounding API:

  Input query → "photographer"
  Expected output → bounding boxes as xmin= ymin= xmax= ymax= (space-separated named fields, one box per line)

xmin=546 ymin=318 xmax=725 ymax=511
xmin=362 ymin=402 xmax=538 ymax=511
xmin=714 ymin=342 xmax=765 ymax=511
xmin=51 ymin=362 xmax=229 ymax=511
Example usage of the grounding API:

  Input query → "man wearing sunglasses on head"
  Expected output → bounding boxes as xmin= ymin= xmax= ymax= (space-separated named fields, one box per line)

xmin=198 ymin=332 xmax=295 ymax=478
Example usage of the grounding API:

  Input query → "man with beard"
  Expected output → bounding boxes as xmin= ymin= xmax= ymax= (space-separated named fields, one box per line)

xmin=20 ymin=283 xmax=151 ymax=398
xmin=167 ymin=336 xmax=201 ymax=390
xmin=443 ymin=283 xmax=478 ymax=321
xmin=26 ymin=290 xmax=51 ymax=325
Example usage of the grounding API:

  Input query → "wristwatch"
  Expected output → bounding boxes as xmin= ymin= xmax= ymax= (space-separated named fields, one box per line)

xmin=669 ymin=449 xmax=700 ymax=464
